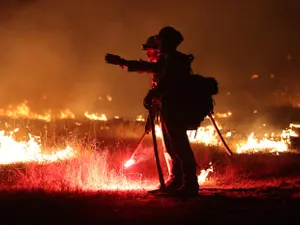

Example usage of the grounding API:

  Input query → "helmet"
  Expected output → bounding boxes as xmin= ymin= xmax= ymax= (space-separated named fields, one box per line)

xmin=142 ymin=35 xmax=159 ymax=50
xmin=157 ymin=26 xmax=183 ymax=49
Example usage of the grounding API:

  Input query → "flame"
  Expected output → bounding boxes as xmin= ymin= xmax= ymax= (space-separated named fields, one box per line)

xmin=0 ymin=101 xmax=299 ymax=155
xmin=0 ymin=129 xmax=76 ymax=165
xmin=84 ymin=112 xmax=107 ymax=121
xmin=198 ymin=162 xmax=214 ymax=184
xmin=136 ymin=115 xmax=145 ymax=122
xmin=0 ymin=101 xmax=51 ymax=122
xmin=155 ymin=124 xmax=220 ymax=146
xmin=187 ymin=125 xmax=220 ymax=145
xmin=124 ymin=158 xmax=136 ymax=168
xmin=59 ymin=108 xmax=75 ymax=119
xmin=0 ymin=101 xmax=111 ymax=122
xmin=212 ymin=111 xmax=232 ymax=118
xmin=124 ymin=157 xmax=213 ymax=186
xmin=155 ymin=119 xmax=300 ymax=154
xmin=236 ymin=123 xmax=299 ymax=154
xmin=236 ymin=133 xmax=288 ymax=154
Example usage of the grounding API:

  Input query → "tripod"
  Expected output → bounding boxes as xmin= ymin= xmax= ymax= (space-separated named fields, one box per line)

xmin=148 ymin=107 xmax=165 ymax=189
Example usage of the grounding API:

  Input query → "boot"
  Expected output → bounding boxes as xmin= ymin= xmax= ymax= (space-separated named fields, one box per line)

xmin=169 ymin=182 xmax=199 ymax=198
xmin=148 ymin=177 xmax=183 ymax=195
xmin=156 ymin=163 xmax=199 ymax=198
xmin=172 ymin=154 xmax=199 ymax=198
xmin=154 ymin=181 xmax=199 ymax=198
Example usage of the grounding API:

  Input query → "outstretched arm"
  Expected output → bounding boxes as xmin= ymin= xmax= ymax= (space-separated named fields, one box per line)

xmin=105 ymin=53 xmax=159 ymax=74
xmin=124 ymin=60 xmax=158 ymax=73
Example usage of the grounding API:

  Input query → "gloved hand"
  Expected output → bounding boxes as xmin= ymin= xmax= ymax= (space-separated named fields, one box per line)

xmin=145 ymin=115 xmax=152 ymax=134
xmin=105 ymin=53 xmax=126 ymax=66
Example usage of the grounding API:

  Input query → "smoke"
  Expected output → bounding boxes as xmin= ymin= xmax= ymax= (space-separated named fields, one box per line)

xmin=0 ymin=0 xmax=299 ymax=118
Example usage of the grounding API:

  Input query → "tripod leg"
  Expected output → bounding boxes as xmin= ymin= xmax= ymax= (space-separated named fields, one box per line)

xmin=208 ymin=114 xmax=233 ymax=156
xmin=149 ymin=109 xmax=165 ymax=189
xmin=160 ymin=122 xmax=172 ymax=178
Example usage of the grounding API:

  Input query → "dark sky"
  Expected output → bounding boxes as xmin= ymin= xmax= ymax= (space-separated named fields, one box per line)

xmin=0 ymin=0 xmax=299 ymax=118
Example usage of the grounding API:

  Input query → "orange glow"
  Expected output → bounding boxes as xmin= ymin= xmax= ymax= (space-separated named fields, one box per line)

xmin=198 ymin=162 xmax=213 ymax=184
xmin=136 ymin=115 xmax=145 ymax=122
xmin=0 ymin=101 xmax=51 ymax=122
xmin=84 ymin=112 xmax=107 ymax=121
xmin=59 ymin=108 xmax=75 ymax=119
xmin=0 ymin=129 xmax=76 ymax=165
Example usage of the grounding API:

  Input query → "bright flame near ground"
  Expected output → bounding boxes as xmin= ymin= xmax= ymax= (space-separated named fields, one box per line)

xmin=59 ymin=108 xmax=75 ymax=119
xmin=4 ymin=105 xmax=300 ymax=190
xmin=212 ymin=112 xmax=232 ymax=118
xmin=236 ymin=123 xmax=300 ymax=153
xmin=136 ymin=115 xmax=145 ymax=122
xmin=155 ymin=120 xmax=300 ymax=154
xmin=198 ymin=162 xmax=214 ymax=184
xmin=0 ymin=101 xmax=52 ymax=122
xmin=124 ymin=158 xmax=136 ymax=168
xmin=155 ymin=124 xmax=220 ymax=146
xmin=0 ymin=101 xmax=111 ymax=122
xmin=236 ymin=133 xmax=288 ymax=154
xmin=124 ymin=156 xmax=213 ymax=185
xmin=84 ymin=112 xmax=107 ymax=121
xmin=1 ymin=101 xmax=300 ymax=160
xmin=0 ymin=129 xmax=76 ymax=165
xmin=187 ymin=125 xmax=220 ymax=145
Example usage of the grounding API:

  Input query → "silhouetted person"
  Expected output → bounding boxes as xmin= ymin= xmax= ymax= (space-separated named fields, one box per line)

xmin=105 ymin=26 xmax=199 ymax=198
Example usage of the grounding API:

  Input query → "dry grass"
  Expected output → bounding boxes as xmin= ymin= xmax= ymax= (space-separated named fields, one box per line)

xmin=0 ymin=136 xmax=299 ymax=196
xmin=0 ymin=117 xmax=299 ymax=198
xmin=0 ymin=130 xmax=299 ymax=225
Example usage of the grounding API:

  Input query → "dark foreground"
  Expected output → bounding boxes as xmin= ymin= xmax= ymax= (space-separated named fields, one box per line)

xmin=1 ymin=187 xmax=299 ymax=225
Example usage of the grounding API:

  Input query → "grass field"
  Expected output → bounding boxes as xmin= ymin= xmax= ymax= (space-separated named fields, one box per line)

xmin=0 ymin=133 xmax=299 ymax=225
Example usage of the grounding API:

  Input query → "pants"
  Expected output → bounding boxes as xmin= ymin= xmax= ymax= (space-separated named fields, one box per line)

xmin=160 ymin=105 xmax=198 ymax=187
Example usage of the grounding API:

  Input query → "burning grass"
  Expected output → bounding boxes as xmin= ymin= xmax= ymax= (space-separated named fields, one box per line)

xmin=0 ymin=138 xmax=299 ymax=194
xmin=0 ymin=111 xmax=299 ymax=194
xmin=0 ymin=144 xmax=153 ymax=192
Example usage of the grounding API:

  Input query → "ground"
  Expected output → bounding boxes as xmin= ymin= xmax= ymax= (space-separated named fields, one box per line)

xmin=0 ymin=188 xmax=299 ymax=225
xmin=0 ymin=136 xmax=300 ymax=225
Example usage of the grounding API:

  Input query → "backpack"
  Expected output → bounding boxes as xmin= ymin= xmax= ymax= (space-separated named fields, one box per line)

xmin=179 ymin=74 xmax=219 ymax=130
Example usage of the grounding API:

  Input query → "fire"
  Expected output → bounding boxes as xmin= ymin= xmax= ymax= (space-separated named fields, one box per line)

xmin=0 ymin=128 xmax=76 ymax=165
xmin=155 ymin=124 xmax=220 ymax=146
xmin=155 ymin=119 xmax=300 ymax=154
xmin=198 ymin=162 xmax=213 ymax=184
xmin=187 ymin=125 xmax=220 ymax=145
xmin=124 ymin=158 xmax=136 ymax=168
xmin=124 ymin=157 xmax=213 ymax=186
xmin=236 ymin=123 xmax=299 ymax=154
xmin=0 ymin=101 xmax=52 ymax=122
xmin=0 ymin=101 xmax=110 ymax=122
xmin=84 ymin=112 xmax=107 ymax=121
xmin=236 ymin=133 xmax=288 ymax=154
xmin=212 ymin=111 xmax=232 ymax=118
xmin=136 ymin=115 xmax=145 ymax=122
xmin=0 ymin=100 xmax=299 ymax=155
xmin=59 ymin=108 xmax=75 ymax=119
